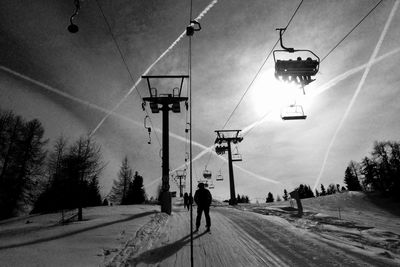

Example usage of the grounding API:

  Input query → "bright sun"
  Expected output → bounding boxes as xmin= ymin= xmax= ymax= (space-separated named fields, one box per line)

xmin=250 ymin=69 xmax=313 ymax=117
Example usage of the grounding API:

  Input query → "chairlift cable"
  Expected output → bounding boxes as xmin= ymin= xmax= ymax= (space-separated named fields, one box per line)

xmin=204 ymin=144 xmax=214 ymax=170
xmin=95 ymin=0 xmax=161 ymax=147
xmin=221 ymin=0 xmax=304 ymax=130
xmin=188 ymin=1 xmax=194 ymax=267
xmin=239 ymin=0 xmax=384 ymax=139
xmin=320 ymin=0 xmax=384 ymax=63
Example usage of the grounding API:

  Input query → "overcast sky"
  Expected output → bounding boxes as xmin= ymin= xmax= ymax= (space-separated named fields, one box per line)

xmin=1 ymin=0 xmax=399 ymax=201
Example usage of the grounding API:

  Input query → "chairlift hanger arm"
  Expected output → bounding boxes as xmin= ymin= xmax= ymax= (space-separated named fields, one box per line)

xmin=276 ymin=28 xmax=294 ymax=53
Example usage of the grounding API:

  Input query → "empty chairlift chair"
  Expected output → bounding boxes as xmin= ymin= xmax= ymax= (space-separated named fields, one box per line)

xmin=216 ymin=170 xmax=223 ymax=181
xmin=281 ymin=104 xmax=307 ymax=120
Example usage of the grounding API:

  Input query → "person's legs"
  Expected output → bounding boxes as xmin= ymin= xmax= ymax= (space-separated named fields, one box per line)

xmin=196 ymin=206 xmax=203 ymax=230
xmin=204 ymin=206 xmax=211 ymax=230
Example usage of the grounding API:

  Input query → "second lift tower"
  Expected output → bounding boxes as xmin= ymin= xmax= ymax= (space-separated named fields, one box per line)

xmin=214 ymin=130 xmax=243 ymax=205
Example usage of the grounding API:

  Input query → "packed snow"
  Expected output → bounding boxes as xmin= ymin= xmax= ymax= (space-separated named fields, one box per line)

xmin=0 ymin=192 xmax=399 ymax=266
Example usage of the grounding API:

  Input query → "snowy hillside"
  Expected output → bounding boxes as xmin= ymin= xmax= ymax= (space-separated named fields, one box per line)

xmin=1 ymin=192 xmax=399 ymax=266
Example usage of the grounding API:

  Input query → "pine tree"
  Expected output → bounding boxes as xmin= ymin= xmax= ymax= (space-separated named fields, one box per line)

xmin=320 ymin=184 xmax=326 ymax=196
xmin=266 ymin=192 xmax=274 ymax=203
xmin=126 ymin=171 xmax=146 ymax=204
xmin=344 ymin=165 xmax=362 ymax=191
xmin=109 ymin=156 xmax=133 ymax=205
xmin=327 ymin=183 xmax=337 ymax=195
xmin=315 ymin=189 xmax=320 ymax=197
xmin=283 ymin=189 xmax=289 ymax=201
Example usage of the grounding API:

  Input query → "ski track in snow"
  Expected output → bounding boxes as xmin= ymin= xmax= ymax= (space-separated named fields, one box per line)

xmin=112 ymin=201 xmax=399 ymax=266
xmin=1 ymin=195 xmax=399 ymax=267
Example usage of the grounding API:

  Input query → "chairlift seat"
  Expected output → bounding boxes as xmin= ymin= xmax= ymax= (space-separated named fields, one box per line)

xmin=232 ymin=153 xmax=242 ymax=162
xmin=281 ymin=104 xmax=307 ymax=120
xmin=216 ymin=175 xmax=223 ymax=181
xmin=281 ymin=115 xmax=307 ymax=120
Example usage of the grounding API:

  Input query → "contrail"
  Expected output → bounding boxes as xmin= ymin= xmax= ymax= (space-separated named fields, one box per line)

xmin=89 ymin=0 xmax=219 ymax=137
xmin=145 ymin=41 xmax=400 ymax=190
xmin=144 ymin=142 xmax=281 ymax=189
xmin=0 ymin=65 xmax=118 ymax=116
xmin=2 ymin=64 xmax=276 ymax=187
xmin=313 ymin=0 xmax=399 ymax=191
xmin=241 ymin=46 xmax=400 ymax=139
xmin=0 ymin=65 xmax=210 ymax=150
xmin=2 ymin=64 xmax=278 ymax=190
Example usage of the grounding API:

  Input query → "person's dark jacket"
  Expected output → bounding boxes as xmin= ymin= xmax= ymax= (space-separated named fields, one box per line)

xmin=194 ymin=188 xmax=212 ymax=207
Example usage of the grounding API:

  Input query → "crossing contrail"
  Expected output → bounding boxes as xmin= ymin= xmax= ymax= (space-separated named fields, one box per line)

xmin=144 ymin=42 xmax=400 ymax=190
xmin=144 ymin=142 xmax=281 ymax=189
xmin=313 ymin=0 xmax=399 ymax=191
xmin=89 ymin=0 xmax=219 ymax=137
xmin=241 ymin=45 xmax=400 ymax=138
xmin=0 ymin=65 xmax=209 ymax=150
xmin=2 ymin=64 xmax=275 ymax=187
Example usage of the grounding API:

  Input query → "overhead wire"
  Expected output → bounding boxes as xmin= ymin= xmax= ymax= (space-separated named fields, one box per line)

xmin=90 ymin=0 xmax=218 ymax=139
xmin=187 ymin=1 xmax=194 ymax=266
xmin=320 ymin=0 xmax=384 ymax=63
xmin=314 ymin=0 xmax=396 ymax=191
xmin=221 ymin=0 xmax=304 ymax=130
xmin=242 ymin=0 xmax=385 ymax=141
xmin=93 ymin=0 xmax=161 ymax=146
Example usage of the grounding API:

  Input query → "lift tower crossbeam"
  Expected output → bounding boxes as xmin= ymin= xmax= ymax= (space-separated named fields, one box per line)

xmin=142 ymin=75 xmax=188 ymax=215
xmin=214 ymin=130 xmax=243 ymax=206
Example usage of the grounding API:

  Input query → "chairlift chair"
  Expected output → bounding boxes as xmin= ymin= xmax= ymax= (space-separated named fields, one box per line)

xmin=231 ymin=146 xmax=242 ymax=162
xmin=273 ymin=28 xmax=320 ymax=90
xmin=281 ymin=104 xmax=307 ymax=120
xmin=208 ymin=183 xmax=215 ymax=189
xmin=203 ymin=169 xmax=212 ymax=179
xmin=216 ymin=170 xmax=223 ymax=181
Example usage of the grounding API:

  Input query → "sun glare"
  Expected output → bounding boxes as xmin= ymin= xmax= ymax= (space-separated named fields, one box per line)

xmin=250 ymin=69 xmax=309 ymax=116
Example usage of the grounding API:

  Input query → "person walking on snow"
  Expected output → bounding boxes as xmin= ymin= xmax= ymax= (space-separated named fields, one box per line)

xmin=194 ymin=183 xmax=212 ymax=232
xmin=183 ymin=192 xmax=189 ymax=211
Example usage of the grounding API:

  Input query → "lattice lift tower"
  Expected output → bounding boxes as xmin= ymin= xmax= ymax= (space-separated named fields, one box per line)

xmin=142 ymin=75 xmax=188 ymax=215
xmin=214 ymin=130 xmax=243 ymax=205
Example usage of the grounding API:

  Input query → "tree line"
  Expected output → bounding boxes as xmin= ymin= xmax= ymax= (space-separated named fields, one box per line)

xmin=0 ymin=109 xmax=147 ymax=220
xmin=264 ymin=140 xmax=400 ymax=203
xmin=265 ymin=182 xmax=346 ymax=203
xmin=343 ymin=140 xmax=400 ymax=200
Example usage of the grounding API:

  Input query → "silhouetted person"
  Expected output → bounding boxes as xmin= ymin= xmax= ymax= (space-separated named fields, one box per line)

xmin=183 ymin=192 xmax=189 ymax=210
xmin=188 ymin=193 xmax=193 ymax=207
xmin=194 ymin=183 xmax=212 ymax=232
